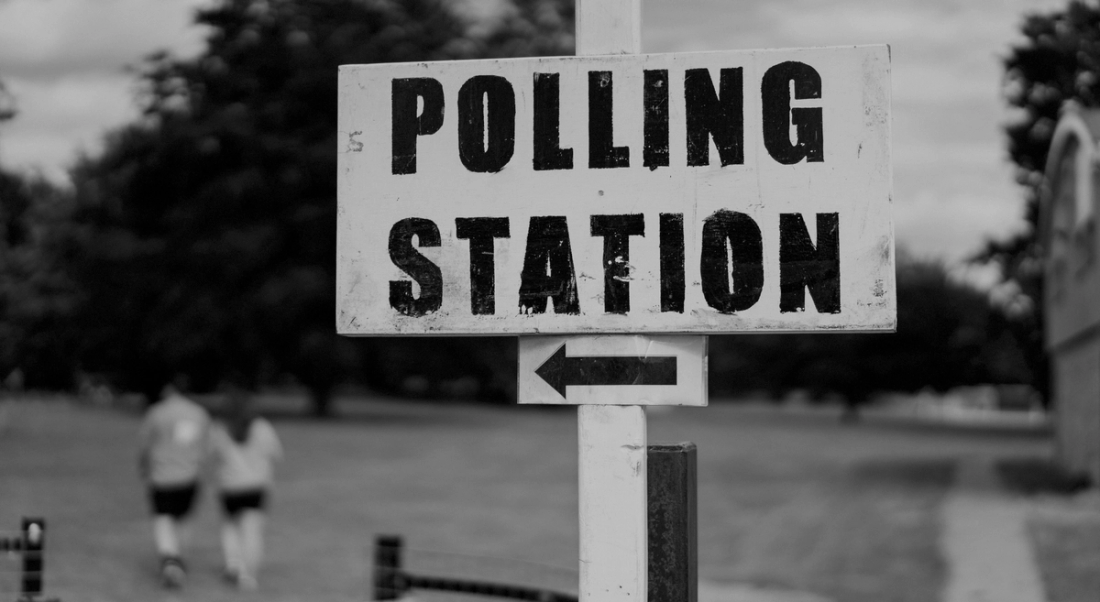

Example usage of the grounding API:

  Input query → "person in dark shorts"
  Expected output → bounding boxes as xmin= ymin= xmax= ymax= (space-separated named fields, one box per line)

xmin=138 ymin=383 xmax=210 ymax=588
xmin=149 ymin=483 xmax=199 ymax=519
xmin=209 ymin=386 xmax=282 ymax=591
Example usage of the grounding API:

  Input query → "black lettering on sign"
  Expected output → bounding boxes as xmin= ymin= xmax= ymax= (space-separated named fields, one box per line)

xmin=700 ymin=210 xmax=763 ymax=313
xmin=456 ymin=217 xmax=510 ymax=315
xmin=519 ymin=216 xmax=580 ymax=315
xmin=659 ymin=213 xmax=685 ymax=313
xmin=591 ymin=214 xmax=645 ymax=314
xmin=762 ymin=62 xmax=824 ymax=164
xmin=643 ymin=70 xmax=669 ymax=170
xmin=684 ymin=68 xmax=744 ymax=167
xmin=779 ymin=213 xmax=840 ymax=313
xmin=389 ymin=218 xmax=443 ymax=316
xmin=391 ymin=78 xmax=445 ymax=175
xmin=458 ymin=75 xmax=516 ymax=172
xmin=533 ymin=73 xmax=574 ymax=171
xmin=588 ymin=71 xmax=630 ymax=169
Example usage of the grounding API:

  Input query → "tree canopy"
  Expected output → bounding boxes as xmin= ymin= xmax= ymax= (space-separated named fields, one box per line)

xmin=0 ymin=167 xmax=77 ymax=389
xmin=974 ymin=0 xmax=1100 ymax=398
xmin=63 ymin=0 xmax=573 ymax=410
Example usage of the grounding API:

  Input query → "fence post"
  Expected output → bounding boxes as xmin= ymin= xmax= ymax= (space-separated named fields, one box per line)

xmin=21 ymin=517 xmax=45 ymax=598
xmin=373 ymin=535 xmax=404 ymax=601
xmin=647 ymin=443 xmax=697 ymax=602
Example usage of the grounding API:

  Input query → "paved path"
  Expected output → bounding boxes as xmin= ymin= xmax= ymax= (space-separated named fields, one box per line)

xmin=941 ymin=456 xmax=1047 ymax=602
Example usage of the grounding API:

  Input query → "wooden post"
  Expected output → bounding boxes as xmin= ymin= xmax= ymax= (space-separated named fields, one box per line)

xmin=647 ymin=444 xmax=697 ymax=602
xmin=21 ymin=517 xmax=44 ymax=597
xmin=574 ymin=6 xmax=647 ymax=602
xmin=373 ymin=535 xmax=403 ymax=601
xmin=578 ymin=405 xmax=647 ymax=602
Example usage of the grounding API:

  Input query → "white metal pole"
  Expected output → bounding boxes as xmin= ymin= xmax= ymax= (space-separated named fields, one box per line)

xmin=575 ymin=5 xmax=646 ymax=602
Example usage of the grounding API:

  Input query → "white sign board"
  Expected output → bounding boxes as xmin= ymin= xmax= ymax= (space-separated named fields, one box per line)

xmin=337 ymin=46 xmax=894 ymax=335
xmin=519 ymin=335 xmax=707 ymax=405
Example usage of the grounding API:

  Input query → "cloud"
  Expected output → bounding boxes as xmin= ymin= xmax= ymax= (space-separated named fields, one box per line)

xmin=894 ymin=186 xmax=1029 ymax=262
xmin=0 ymin=0 xmax=208 ymax=79
xmin=640 ymin=0 xmax=1064 ymax=261
xmin=0 ymin=0 xmax=210 ymax=180
xmin=0 ymin=72 xmax=137 ymax=178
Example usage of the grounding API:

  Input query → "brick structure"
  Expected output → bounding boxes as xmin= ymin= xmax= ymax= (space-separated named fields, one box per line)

xmin=1042 ymin=105 xmax=1100 ymax=485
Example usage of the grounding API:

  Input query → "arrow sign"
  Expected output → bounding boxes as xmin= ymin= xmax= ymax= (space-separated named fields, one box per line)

xmin=535 ymin=343 xmax=678 ymax=398
xmin=519 ymin=335 xmax=707 ymax=406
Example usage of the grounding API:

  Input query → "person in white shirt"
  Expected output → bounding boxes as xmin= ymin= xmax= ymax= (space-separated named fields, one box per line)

xmin=209 ymin=386 xmax=282 ymax=590
xmin=138 ymin=382 xmax=210 ymax=588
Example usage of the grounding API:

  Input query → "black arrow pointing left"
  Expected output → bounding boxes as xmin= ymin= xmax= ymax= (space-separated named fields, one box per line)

xmin=534 ymin=344 xmax=678 ymax=399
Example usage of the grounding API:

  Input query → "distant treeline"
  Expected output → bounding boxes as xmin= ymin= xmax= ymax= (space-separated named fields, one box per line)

xmin=358 ymin=253 xmax=1040 ymax=406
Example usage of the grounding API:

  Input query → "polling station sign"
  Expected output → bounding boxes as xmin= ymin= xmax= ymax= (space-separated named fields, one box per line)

xmin=337 ymin=46 xmax=894 ymax=335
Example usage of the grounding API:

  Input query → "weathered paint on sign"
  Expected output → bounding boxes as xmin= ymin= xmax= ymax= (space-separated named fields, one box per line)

xmin=518 ymin=335 xmax=707 ymax=405
xmin=337 ymin=46 xmax=894 ymax=335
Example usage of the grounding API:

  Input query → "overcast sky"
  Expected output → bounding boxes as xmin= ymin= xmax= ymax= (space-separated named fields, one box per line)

xmin=0 ymin=0 xmax=1071 ymax=264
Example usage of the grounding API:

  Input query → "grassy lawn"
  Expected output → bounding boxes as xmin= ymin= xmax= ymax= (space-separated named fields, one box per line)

xmin=0 ymin=395 xmax=1053 ymax=602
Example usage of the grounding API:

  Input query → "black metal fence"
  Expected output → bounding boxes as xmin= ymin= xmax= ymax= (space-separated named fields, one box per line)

xmin=0 ymin=517 xmax=55 ymax=602
xmin=372 ymin=535 xmax=578 ymax=602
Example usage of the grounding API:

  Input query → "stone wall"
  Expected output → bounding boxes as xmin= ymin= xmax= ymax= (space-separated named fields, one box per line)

xmin=1052 ymin=334 xmax=1100 ymax=484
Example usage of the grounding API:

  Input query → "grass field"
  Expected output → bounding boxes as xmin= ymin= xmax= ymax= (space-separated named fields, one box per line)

xmin=0 ymin=394 xmax=1067 ymax=602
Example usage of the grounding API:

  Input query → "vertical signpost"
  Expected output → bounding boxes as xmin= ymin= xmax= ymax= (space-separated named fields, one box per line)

xmin=576 ymin=4 xmax=642 ymax=602
xmin=337 ymin=0 xmax=893 ymax=599
xmin=571 ymin=4 xmax=647 ymax=602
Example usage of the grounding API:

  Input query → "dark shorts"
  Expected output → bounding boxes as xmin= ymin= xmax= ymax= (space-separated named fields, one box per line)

xmin=220 ymin=489 xmax=267 ymax=517
xmin=149 ymin=482 xmax=200 ymax=519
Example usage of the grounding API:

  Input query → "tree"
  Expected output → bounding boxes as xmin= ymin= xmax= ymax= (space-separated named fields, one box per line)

xmin=67 ymin=0 xmax=573 ymax=412
xmin=0 ymin=167 xmax=79 ymax=390
xmin=708 ymin=253 xmax=1034 ymax=404
xmin=0 ymin=75 xmax=83 ymax=390
xmin=977 ymin=0 xmax=1100 ymax=399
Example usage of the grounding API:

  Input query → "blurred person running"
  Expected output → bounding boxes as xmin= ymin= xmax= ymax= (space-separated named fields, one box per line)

xmin=138 ymin=380 xmax=210 ymax=588
xmin=209 ymin=385 xmax=283 ymax=591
